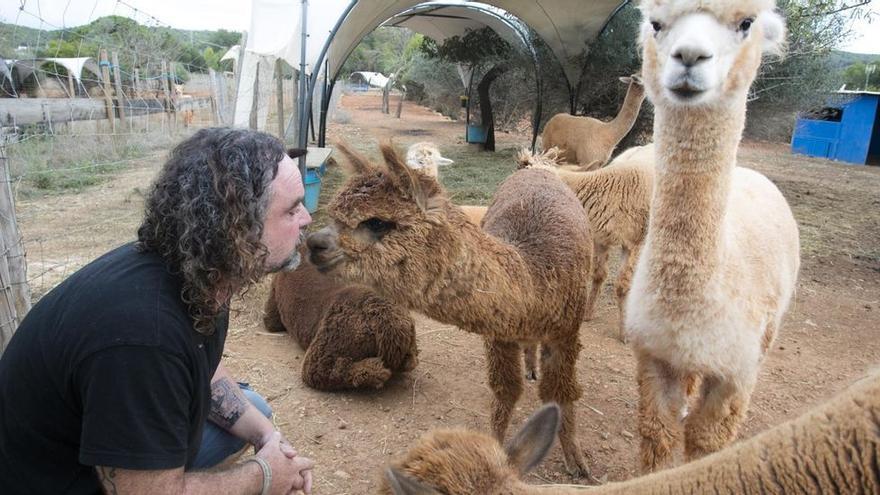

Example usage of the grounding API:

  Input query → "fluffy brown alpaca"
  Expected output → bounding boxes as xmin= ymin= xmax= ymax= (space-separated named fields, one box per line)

xmin=307 ymin=142 xmax=593 ymax=476
xmin=626 ymin=0 xmax=799 ymax=472
xmin=542 ymin=75 xmax=647 ymax=170
xmin=382 ymin=371 xmax=880 ymax=494
xmin=263 ymin=252 xmax=418 ymax=390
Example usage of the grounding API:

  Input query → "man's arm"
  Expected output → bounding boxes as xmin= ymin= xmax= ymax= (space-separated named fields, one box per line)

xmin=96 ymin=432 xmax=314 ymax=495
xmin=209 ymin=363 xmax=276 ymax=448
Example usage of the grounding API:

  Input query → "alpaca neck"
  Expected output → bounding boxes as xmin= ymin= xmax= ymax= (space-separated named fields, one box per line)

xmin=607 ymin=85 xmax=646 ymax=142
xmin=418 ymin=216 xmax=531 ymax=334
xmin=647 ymin=98 xmax=746 ymax=294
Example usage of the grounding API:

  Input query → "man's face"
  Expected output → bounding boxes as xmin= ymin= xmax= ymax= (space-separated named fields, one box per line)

xmin=261 ymin=154 xmax=312 ymax=273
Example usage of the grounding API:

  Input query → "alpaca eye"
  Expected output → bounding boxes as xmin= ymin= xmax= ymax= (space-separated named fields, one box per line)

xmin=359 ymin=217 xmax=396 ymax=238
xmin=738 ymin=18 xmax=754 ymax=33
xmin=651 ymin=21 xmax=662 ymax=33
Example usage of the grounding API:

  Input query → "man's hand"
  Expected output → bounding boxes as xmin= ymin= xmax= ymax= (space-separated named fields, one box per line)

xmin=256 ymin=432 xmax=315 ymax=495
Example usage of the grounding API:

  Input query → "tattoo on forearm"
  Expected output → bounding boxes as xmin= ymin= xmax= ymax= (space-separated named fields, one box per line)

xmin=96 ymin=466 xmax=119 ymax=495
xmin=209 ymin=378 xmax=247 ymax=430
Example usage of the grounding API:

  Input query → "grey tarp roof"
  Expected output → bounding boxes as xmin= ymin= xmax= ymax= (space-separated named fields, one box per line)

xmin=326 ymin=0 xmax=627 ymax=90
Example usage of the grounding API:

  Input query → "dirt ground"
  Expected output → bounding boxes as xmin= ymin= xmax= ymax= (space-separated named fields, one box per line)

xmin=14 ymin=92 xmax=880 ymax=493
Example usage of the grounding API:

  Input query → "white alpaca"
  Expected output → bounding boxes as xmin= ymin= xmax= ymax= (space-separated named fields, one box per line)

xmin=405 ymin=142 xmax=454 ymax=178
xmin=625 ymin=0 xmax=799 ymax=472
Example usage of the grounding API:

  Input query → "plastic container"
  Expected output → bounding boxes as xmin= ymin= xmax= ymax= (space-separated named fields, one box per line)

xmin=466 ymin=124 xmax=488 ymax=144
xmin=303 ymin=167 xmax=322 ymax=213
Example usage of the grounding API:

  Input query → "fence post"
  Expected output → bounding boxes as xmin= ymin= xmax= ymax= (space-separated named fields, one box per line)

xmin=111 ymin=51 xmax=127 ymax=127
xmin=133 ymin=68 xmax=140 ymax=98
xmin=208 ymin=68 xmax=221 ymax=125
xmin=276 ymin=59 xmax=285 ymax=140
xmin=0 ymin=145 xmax=31 ymax=355
xmin=99 ymin=49 xmax=116 ymax=134
xmin=161 ymin=60 xmax=172 ymax=132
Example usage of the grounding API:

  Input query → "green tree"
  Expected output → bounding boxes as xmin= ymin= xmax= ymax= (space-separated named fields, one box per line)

xmin=843 ymin=60 xmax=880 ymax=90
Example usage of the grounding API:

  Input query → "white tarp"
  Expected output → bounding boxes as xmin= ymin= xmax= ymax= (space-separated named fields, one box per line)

xmin=4 ymin=57 xmax=101 ymax=86
xmin=349 ymin=71 xmax=390 ymax=88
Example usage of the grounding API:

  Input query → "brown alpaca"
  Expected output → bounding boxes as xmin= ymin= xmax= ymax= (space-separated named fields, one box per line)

xmin=307 ymin=142 xmax=593 ymax=476
xmin=519 ymin=145 xmax=655 ymax=342
xmin=542 ymin=75 xmax=647 ymax=170
xmin=263 ymin=252 xmax=418 ymax=391
xmin=383 ymin=371 xmax=880 ymax=494
xmin=626 ymin=0 xmax=799 ymax=472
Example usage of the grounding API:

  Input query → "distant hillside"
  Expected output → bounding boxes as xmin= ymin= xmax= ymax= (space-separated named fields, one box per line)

xmin=828 ymin=50 xmax=880 ymax=70
xmin=0 ymin=23 xmax=45 ymax=56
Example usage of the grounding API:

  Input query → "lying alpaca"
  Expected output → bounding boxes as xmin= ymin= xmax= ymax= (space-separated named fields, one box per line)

xmin=542 ymin=75 xmax=646 ymax=170
xmin=519 ymin=145 xmax=655 ymax=341
xmin=626 ymin=0 xmax=800 ymax=471
xmin=263 ymin=251 xmax=418 ymax=390
xmin=308 ymin=142 xmax=594 ymax=476
xmin=383 ymin=370 xmax=880 ymax=494
xmin=405 ymin=142 xmax=454 ymax=178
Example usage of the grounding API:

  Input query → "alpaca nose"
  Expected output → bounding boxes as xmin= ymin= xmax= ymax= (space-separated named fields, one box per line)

xmin=307 ymin=227 xmax=338 ymax=255
xmin=673 ymin=45 xmax=713 ymax=67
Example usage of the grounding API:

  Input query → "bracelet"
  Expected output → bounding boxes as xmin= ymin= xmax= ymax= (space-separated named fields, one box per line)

xmin=242 ymin=456 xmax=272 ymax=495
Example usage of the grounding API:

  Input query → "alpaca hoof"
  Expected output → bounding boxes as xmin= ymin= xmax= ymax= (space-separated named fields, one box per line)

xmin=563 ymin=456 xmax=591 ymax=479
xmin=350 ymin=358 xmax=393 ymax=389
xmin=525 ymin=370 xmax=538 ymax=381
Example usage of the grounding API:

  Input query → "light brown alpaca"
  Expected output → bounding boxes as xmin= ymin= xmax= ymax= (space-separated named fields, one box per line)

xmin=382 ymin=371 xmax=880 ymax=494
xmin=625 ymin=0 xmax=799 ymax=472
xmin=542 ymin=75 xmax=647 ymax=170
xmin=307 ymin=143 xmax=594 ymax=476
xmin=519 ymin=145 xmax=655 ymax=342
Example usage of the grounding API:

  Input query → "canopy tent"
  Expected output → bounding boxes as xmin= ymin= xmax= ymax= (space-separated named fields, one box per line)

xmin=3 ymin=57 xmax=102 ymax=96
xmin=234 ymin=0 xmax=630 ymax=173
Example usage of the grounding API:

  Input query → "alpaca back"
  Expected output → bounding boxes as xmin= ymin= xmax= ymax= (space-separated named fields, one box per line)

xmin=483 ymin=168 xmax=592 ymax=320
xmin=269 ymin=260 xmax=345 ymax=348
xmin=543 ymin=113 xmax=611 ymax=167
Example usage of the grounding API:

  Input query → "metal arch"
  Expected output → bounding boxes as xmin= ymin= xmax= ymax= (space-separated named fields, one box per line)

xmin=570 ymin=0 xmax=631 ymax=114
xmin=314 ymin=1 xmax=548 ymax=151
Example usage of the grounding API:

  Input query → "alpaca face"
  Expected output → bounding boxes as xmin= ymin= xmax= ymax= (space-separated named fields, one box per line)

xmin=307 ymin=144 xmax=453 ymax=304
xmin=405 ymin=142 xmax=454 ymax=178
xmin=638 ymin=0 xmax=785 ymax=107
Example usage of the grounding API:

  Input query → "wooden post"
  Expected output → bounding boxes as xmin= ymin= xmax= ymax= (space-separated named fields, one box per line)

xmin=208 ymin=68 xmax=221 ymax=125
xmin=66 ymin=71 xmax=75 ymax=97
xmin=276 ymin=59 xmax=285 ymax=140
xmin=111 ymin=52 xmax=127 ymax=126
xmin=0 ymin=145 xmax=31 ymax=355
xmin=99 ymin=49 xmax=116 ymax=133
xmin=169 ymin=63 xmax=179 ymax=130
xmin=161 ymin=60 xmax=172 ymax=130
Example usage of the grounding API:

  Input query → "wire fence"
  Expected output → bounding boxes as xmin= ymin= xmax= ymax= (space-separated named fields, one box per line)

xmin=0 ymin=0 xmax=305 ymax=354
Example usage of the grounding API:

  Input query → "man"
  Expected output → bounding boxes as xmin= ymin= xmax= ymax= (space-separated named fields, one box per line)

xmin=0 ymin=128 xmax=314 ymax=494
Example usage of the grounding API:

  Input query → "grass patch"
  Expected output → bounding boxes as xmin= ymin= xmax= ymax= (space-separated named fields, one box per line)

xmin=6 ymin=131 xmax=189 ymax=196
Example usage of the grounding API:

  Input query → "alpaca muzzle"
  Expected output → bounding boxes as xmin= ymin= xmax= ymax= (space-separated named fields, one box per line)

xmin=307 ymin=227 xmax=344 ymax=272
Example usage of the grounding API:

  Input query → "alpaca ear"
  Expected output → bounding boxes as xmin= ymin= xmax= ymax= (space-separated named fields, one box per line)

xmin=759 ymin=11 xmax=787 ymax=57
xmin=381 ymin=142 xmax=429 ymax=212
xmin=333 ymin=141 xmax=374 ymax=176
xmin=619 ymin=76 xmax=633 ymax=84
xmin=504 ymin=403 xmax=560 ymax=475
xmin=631 ymin=74 xmax=643 ymax=85
xmin=436 ymin=155 xmax=454 ymax=166
xmin=385 ymin=468 xmax=441 ymax=495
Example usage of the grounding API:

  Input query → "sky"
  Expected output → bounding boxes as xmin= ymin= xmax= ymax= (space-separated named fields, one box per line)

xmin=1 ymin=0 xmax=878 ymax=54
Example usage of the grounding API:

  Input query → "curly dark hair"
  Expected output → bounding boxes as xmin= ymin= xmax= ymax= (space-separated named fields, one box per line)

xmin=137 ymin=127 xmax=286 ymax=335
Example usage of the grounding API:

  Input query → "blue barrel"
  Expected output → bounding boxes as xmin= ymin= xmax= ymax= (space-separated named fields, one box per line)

xmin=303 ymin=167 xmax=322 ymax=213
xmin=467 ymin=124 xmax=488 ymax=144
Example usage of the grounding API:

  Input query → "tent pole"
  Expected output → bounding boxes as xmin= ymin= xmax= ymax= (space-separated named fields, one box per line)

xmin=297 ymin=0 xmax=309 ymax=178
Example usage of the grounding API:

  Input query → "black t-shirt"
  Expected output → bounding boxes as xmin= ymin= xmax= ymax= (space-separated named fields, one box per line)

xmin=0 ymin=243 xmax=227 ymax=494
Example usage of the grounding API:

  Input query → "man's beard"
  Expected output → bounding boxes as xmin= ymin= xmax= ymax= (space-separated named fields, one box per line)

xmin=266 ymin=232 xmax=306 ymax=274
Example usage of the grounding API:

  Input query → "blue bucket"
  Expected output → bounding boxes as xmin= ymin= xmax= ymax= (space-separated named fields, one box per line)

xmin=303 ymin=167 xmax=322 ymax=213
xmin=466 ymin=124 xmax=488 ymax=144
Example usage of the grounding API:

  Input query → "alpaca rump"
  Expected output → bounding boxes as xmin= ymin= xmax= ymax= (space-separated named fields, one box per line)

xmin=541 ymin=75 xmax=646 ymax=170
xmin=263 ymin=256 xmax=418 ymax=391
xmin=307 ymin=142 xmax=594 ymax=476
xmin=382 ymin=371 xmax=880 ymax=494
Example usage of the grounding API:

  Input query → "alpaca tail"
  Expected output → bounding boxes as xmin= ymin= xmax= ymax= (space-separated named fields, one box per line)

xmin=516 ymin=147 xmax=563 ymax=171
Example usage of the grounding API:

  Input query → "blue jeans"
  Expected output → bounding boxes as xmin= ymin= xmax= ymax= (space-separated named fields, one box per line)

xmin=192 ymin=383 xmax=273 ymax=469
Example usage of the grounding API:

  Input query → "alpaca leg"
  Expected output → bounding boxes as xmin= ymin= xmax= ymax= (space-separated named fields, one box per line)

xmin=538 ymin=338 xmax=589 ymax=477
xmin=613 ymin=244 xmax=640 ymax=342
xmin=484 ymin=338 xmax=524 ymax=441
xmin=523 ymin=344 xmax=538 ymax=381
xmin=684 ymin=375 xmax=752 ymax=461
xmin=301 ymin=348 xmax=392 ymax=391
xmin=262 ymin=284 xmax=286 ymax=332
xmin=637 ymin=353 xmax=688 ymax=473
xmin=584 ymin=242 xmax=610 ymax=321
